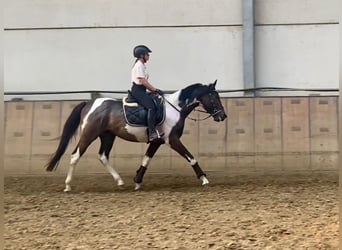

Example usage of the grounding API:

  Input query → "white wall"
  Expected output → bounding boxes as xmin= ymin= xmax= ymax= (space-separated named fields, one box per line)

xmin=4 ymin=0 xmax=242 ymax=28
xmin=4 ymin=0 xmax=339 ymax=99
xmin=5 ymin=27 xmax=242 ymax=92
xmin=254 ymin=0 xmax=339 ymax=92
xmin=255 ymin=0 xmax=339 ymax=24
xmin=255 ymin=24 xmax=339 ymax=89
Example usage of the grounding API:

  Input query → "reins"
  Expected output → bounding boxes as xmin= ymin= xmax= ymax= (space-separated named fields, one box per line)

xmin=164 ymin=97 xmax=219 ymax=122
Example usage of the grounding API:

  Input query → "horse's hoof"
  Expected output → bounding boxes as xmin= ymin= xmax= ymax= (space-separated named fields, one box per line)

xmin=134 ymin=183 xmax=141 ymax=191
xmin=64 ymin=187 xmax=71 ymax=192
xmin=117 ymin=179 xmax=125 ymax=186
xmin=200 ymin=176 xmax=209 ymax=186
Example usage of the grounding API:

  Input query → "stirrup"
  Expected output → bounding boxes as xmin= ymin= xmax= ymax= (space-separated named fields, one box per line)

xmin=156 ymin=130 xmax=164 ymax=137
xmin=149 ymin=130 xmax=164 ymax=141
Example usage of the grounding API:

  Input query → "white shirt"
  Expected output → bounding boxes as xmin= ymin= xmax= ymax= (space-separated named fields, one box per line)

xmin=131 ymin=60 xmax=149 ymax=84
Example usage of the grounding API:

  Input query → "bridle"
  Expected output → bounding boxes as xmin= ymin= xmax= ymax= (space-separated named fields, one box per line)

xmin=192 ymin=108 xmax=223 ymax=121
xmin=164 ymin=91 xmax=224 ymax=122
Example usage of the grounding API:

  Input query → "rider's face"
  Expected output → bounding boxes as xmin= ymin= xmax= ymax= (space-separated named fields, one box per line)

xmin=143 ymin=53 xmax=150 ymax=62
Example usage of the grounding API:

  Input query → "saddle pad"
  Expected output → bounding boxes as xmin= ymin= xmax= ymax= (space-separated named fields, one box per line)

xmin=122 ymin=96 xmax=165 ymax=127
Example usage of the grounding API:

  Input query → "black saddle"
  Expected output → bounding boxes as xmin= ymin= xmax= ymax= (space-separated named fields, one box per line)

xmin=122 ymin=91 xmax=165 ymax=127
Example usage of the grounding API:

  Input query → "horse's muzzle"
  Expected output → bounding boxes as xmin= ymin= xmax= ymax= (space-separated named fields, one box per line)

xmin=213 ymin=110 xmax=227 ymax=122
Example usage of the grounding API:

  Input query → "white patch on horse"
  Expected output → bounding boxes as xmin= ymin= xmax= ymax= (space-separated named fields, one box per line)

xmin=190 ymin=159 xmax=197 ymax=166
xmin=165 ymin=91 xmax=181 ymax=109
xmin=125 ymin=125 xmax=148 ymax=142
xmin=70 ymin=148 xmax=80 ymax=165
xmin=187 ymin=97 xmax=199 ymax=106
xmin=99 ymin=153 xmax=124 ymax=186
xmin=142 ymin=155 xmax=151 ymax=167
xmin=99 ymin=153 xmax=108 ymax=164
xmin=160 ymin=92 xmax=182 ymax=145
xmin=81 ymin=98 xmax=112 ymax=131
xmin=184 ymin=155 xmax=197 ymax=165
xmin=200 ymin=175 xmax=209 ymax=185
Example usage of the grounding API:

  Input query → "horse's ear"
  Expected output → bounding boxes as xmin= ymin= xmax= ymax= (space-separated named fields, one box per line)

xmin=209 ymin=80 xmax=217 ymax=90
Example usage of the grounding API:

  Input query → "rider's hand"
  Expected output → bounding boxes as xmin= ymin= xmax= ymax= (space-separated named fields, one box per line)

xmin=155 ymin=89 xmax=164 ymax=96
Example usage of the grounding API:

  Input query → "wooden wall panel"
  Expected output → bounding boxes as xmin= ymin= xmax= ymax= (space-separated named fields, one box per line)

xmin=309 ymin=97 xmax=338 ymax=170
xmin=310 ymin=97 xmax=338 ymax=152
xmin=114 ymin=139 xmax=144 ymax=156
xmin=4 ymin=97 xmax=339 ymax=175
xmin=227 ymin=98 xmax=254 ymax=153
xmin=226 ymin=98 xmax=255 ymax=172
xmin=254 ymin=98 xmax=281 ymax=153
xmin=282 ymin=98 xmax=310 ymax=171
xmin=113 ymin=139 xmax=145 ymax=173
xmin=146 ymin=145 xmax=172 ymax=173
xmin=198 ymin=99 xmax=227 ymax=170
xmin=5 ymin=102 xmax=33 ymax=174
xmin=31 ymin=102 xmax=61 ymax=155
xmin=30 ymin=102 xmax=61 ymax=174
xmin=5 ymin=102 xmax=33 ymax=156
xmin=254 ymin=98 xmax=282 ymax=171
xmin=282 ymin=98 xmax=310 ymax=152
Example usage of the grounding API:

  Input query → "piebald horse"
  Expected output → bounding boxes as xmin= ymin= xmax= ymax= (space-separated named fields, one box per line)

xmin=46 ymin=81 xmax=227 ymax=191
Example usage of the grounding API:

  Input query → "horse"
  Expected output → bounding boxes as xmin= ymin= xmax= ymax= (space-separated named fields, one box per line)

xmin=46 ymin=80 xmax=227 ymax=191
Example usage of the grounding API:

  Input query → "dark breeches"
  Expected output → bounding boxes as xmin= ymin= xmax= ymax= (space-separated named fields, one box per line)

xmin=131 ymin=83 xmax=155 ymax=110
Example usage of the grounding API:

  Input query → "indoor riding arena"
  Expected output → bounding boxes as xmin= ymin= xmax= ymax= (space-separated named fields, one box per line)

xmin=4 ymin=1 xmax=339 ymax=250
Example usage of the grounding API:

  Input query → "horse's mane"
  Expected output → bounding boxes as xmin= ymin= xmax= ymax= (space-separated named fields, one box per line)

xmin=178 ymin=83 xmax=210 ymax=107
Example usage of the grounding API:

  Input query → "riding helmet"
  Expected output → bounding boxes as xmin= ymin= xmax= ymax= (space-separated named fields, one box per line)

xmin=133 ymin=45 xmax=152 ymax=58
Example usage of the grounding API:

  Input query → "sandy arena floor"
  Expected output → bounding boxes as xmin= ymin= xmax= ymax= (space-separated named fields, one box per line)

xmin=4 ymin=172 xmax=338 ymax=250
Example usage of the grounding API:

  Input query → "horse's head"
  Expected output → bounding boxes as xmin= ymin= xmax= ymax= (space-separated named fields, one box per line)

xmin=197 ymin=80 xmax=227 ymax=122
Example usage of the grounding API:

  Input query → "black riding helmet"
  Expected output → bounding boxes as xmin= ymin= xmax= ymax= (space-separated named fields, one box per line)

xmin=133 ymin=45 xmax=152 ymax=58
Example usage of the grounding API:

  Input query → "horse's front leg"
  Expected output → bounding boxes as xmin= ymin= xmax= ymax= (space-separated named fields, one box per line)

xmin=134 ymin=141 xmax=162 ymax=191
xmin=169 ymin=138 xmax=209 ymax=186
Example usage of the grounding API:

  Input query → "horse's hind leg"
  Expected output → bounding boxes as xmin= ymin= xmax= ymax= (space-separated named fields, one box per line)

xmin=134 ymin=141 xmax=162 ymax=191
xmin=64 ymin=146 xmax=81 ymax=192
xmin=64 ymin=134 xmax=97 ymax=192
xmin=169 ymin=137 xmax=209 ymax=186
xmin=98 ymin=132 xmax=124 ymax=187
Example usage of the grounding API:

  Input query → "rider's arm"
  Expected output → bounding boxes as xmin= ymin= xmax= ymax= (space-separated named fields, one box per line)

xmin=137 ymin=77 xmax=157 ymax=92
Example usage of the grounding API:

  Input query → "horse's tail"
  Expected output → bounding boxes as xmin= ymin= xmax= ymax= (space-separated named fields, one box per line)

xmin=46 ymin=101 xmax=88 ymax=171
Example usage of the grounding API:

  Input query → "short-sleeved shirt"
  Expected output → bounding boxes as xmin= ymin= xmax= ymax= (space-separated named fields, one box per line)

xmin=131 ymin=60 xmax=149 ymax=85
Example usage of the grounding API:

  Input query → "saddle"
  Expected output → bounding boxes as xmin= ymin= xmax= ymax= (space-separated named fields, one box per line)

xmin=122 ymin=91 xmax=165 ymax=127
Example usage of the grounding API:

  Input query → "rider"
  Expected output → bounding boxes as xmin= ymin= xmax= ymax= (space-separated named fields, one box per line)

xmin=131 ymin=45 xmax=164 ymax=142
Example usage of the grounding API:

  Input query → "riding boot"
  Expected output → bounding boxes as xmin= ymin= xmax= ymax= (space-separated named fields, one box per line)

xmin=147 ymin=108 xmax=160 ymax=141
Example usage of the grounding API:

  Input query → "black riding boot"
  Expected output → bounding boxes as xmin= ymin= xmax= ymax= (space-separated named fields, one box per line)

xmin=147 ymin=108 xmax=160 ymax=141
